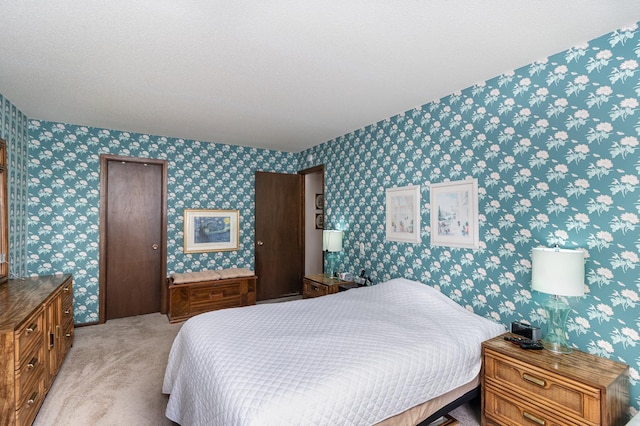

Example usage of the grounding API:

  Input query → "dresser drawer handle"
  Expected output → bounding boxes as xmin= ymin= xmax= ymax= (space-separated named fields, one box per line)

xmin=26 ymin=323 xmax=38 ymax=334
xmin=27 ymin=392 xmax=38 ymax=405
xmin=65 ymin=309 xmax=71 ymax=315
xmin=27 ymin=357 xmax=39 ymax=370
xmin=66 ymin=332 xmax=72 ymax=338
xmin=523 ymin=373 xmax=546 ymax=387
xmin=63 ymin=286 xmax=70 ymax=292
xmin=523 ymin=411 xmax=545 ymax=425
xmin=311 ymin=285 xmax=319 ymax=291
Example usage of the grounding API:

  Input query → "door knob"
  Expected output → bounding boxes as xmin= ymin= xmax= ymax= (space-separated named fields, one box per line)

xmin=152 ymin=244 xmax=159 ymax=250
xmin=257 ymin=241 xmax=264 ymax=246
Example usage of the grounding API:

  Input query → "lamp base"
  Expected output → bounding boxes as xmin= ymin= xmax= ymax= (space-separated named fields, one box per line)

xmin=542 ymin=296 xmax=573 ymax=354
xmin=324 ymin=252 xmax=337 ymax=278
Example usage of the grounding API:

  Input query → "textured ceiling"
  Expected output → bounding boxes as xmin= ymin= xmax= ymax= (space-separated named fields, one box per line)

xmin=1 ymin=1 xmax=640 ymax=152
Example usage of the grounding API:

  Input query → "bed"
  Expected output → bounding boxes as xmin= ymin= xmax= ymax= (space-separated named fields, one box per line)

xmin=162 ymin=278 xmax=505 ymax=425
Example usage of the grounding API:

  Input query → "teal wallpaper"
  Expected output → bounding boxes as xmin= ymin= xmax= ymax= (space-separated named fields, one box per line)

xmin=299 ymin=24 xmax=640 ymax=413
xmin=1 ymin=21 xmax=637 ymax=414
xmin=26 ymin=123 xmax=297 ymax=323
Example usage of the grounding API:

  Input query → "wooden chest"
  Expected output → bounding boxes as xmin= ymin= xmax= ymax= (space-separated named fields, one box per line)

xmin=481 ymin=333 xmax=629 ymax=426
xmin=167 ymin=275 xmax=257 ymax=323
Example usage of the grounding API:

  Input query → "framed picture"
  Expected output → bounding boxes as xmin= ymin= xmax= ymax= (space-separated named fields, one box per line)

xmin=385 ymin=185 xmax=421 ymax=243
xmin=315 ymin=213 xmax=324 ymax=229
xmin=430 ymin=178 xmax=479 ymax=249
xmin=183 ymin=209 xmax=239 ymax=253
xmin=315 ymin=193 xmax=324 ymax=210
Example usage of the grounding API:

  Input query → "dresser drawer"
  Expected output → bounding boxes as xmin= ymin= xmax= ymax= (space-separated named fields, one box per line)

xmin=303 ymin=279 xmax=329 ymax=298
xmin=15 ymin=310 xmax=44 ymax=368
xmin=15 ymin=378 xmax=44 ymax=426
xmin=15 ymin=344 xmax=44 ymax=409
xmin=484 ymin=348 xmax=601 ymax=425
xmin=484 ymin=384 xmax=581 ymax=426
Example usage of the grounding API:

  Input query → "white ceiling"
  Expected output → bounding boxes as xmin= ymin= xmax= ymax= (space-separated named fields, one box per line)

xmin=1 ymin=2 xmax=639 ymax=152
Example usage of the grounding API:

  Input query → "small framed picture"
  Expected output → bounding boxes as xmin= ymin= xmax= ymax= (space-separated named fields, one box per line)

xmin=315 ymin=213 xmax=324 ymax=229
xmin=430 ymin=178 xmax=479 ymax=249
xmin=385 ymin=185 xmax=421 ymax=243
xmin=184 ymin=209 xmax=239 ymax=253
xmin=315 ymin=193 xmax=324 ymax=210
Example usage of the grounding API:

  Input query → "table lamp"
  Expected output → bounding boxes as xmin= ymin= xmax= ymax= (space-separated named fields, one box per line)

xmin=323 ymin=230 xmax=343 ymax=278
xmin=531 ymin=246 xmax=585 ymax=354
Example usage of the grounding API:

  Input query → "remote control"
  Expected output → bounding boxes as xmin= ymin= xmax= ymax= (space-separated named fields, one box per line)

xmin=504 ymin=335 xmax=543 ymax=350
xmin=503 ymin=336 xmax=534 ymax=344
xmin=519 ymin=342 xmax=544 ymax=350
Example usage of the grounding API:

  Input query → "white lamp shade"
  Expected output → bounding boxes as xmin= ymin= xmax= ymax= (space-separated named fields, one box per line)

xmin=323 ymin=230 xmax=343 ymax=252
xmin=531 ymin=247 xmax=585 ymax=297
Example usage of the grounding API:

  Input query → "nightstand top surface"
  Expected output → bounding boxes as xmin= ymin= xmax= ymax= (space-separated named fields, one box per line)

xmin=483 ymin=333 xmax=628 ymax=388
xmin=303 ymin=273 xmax=349 ymax=286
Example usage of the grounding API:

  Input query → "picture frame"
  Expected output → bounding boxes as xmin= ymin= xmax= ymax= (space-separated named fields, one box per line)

xmin=430 ymin=178 xmax=479 ymax=249
xmin=183 ymin=209 xmax=239 ymax=253
xmin=315 ymin=213 xmax=324 ymax=229
xmin=315 ymin=193 xmax=324 ymax=210
xmin=385 ymin=185 xmax=421 ymax=243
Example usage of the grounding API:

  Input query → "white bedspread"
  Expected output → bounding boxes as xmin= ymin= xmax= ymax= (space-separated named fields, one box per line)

xmin=162 ymin=278 xmax=505 ymax=426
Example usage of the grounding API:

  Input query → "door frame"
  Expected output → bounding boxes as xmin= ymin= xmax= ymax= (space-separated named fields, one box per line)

xmin=298 ymin=164 xmax=325 ymax=277
xmin=98 ymin=154 xmax=168 ymax=324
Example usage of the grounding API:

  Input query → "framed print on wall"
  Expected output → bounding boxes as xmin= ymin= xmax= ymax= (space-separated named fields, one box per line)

xmin=183 ymin=209 xmax=239 ymax=253
xmin=430 ymin=178 xmax=479 ymax=249
xmin=385 ymin=185 xmax=421 ymax=243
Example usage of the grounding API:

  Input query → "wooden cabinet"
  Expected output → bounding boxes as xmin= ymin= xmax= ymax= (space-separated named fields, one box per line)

xmin=0 ymin=274 xmax=74 ymax=426
xmin=44 ymin=279 xmax=74 ymax=391
xmin=481 ymin=333 xmax=629 ymax=426
xmin=167 ymin=275 xmax=257 ymax=323
xmin=302 ymin=274 xmax=354 ymax=299
xmin=0 ymin=138 xmax=8 ymax=284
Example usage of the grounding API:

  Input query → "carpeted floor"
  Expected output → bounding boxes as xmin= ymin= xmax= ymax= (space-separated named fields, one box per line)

xmin=33 ymin=312 xmax=480 ymax=425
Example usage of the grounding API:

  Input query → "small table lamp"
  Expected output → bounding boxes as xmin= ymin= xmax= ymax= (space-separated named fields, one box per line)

xmin=531 ymin=246 xmax=585 ymax=354
xmin=323 ymin=230 xmax=343 ymax=278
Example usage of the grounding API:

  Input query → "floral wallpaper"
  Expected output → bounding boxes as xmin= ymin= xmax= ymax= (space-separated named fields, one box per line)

xmin=0 ymin=21 xmax=637 ymax=414
xmin=0 ymin=94 xmax=29 ymax=278
xmin=299 ymin=23 xmax=640 ymax=413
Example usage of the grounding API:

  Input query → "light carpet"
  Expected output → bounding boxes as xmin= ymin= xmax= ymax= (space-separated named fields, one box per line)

xmin=33 ymin=312 xmax=480 ymax=425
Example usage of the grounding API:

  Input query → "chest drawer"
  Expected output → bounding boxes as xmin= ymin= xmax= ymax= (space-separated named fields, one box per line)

xmin=189 ymin=281 xmax=243 ymax=311
xmin=484 ymin=348 xmax=601 ymax=424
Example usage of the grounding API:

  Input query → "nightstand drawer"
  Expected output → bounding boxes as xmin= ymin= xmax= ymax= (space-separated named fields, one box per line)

xmin=303 ymin=279 xmax=329 ymax=298
xmin=484 ymin=348 xmax=601 ymax=425
xmin=484 ymin=384 xmax=581 ymax=426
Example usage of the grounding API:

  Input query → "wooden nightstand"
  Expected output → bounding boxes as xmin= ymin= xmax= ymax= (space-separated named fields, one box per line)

xmin=302 ymin=274 xmax=354 ymax=299
xmin=481 ymin=333 xmax=629 ymax=426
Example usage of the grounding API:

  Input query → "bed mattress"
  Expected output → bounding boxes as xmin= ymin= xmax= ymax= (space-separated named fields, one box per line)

xmin=162 ymin=278 xmax=504 ymax=425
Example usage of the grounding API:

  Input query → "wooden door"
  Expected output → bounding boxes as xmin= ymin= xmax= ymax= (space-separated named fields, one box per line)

xmin=255 ymin=171 xmax=303 ymax=301
xmin=99 ymin=155 xmax=167 ymax=322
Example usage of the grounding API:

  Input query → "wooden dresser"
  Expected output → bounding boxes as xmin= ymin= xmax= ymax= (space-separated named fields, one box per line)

xmin=0 ymin=274 xmax=74 ymax=426
xmin=167 ymin=275 xmax=257 ymax=323
xmin=482 ymin=333 xmax=629 ymax=426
